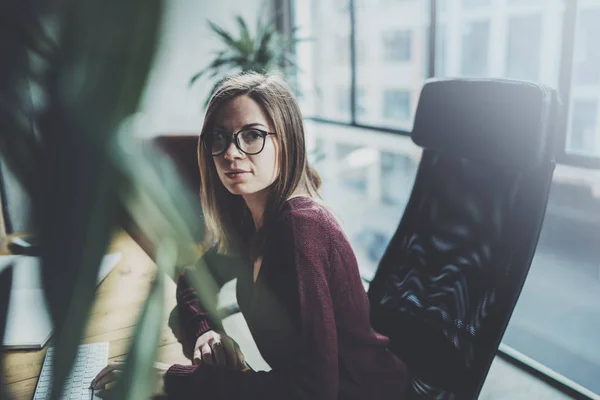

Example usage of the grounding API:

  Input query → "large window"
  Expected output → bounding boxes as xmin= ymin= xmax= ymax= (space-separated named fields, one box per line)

xmin=380 ymin=151 xmax=418 ymax=206
xmin=462 ymin=0 xmax=491 ymax=9
xmin=294 ymin=0 xmax=352 ymax=121
xmin=337 ymin=87 xmax=351 ymax=117
xmin=295 ymin=0 xmax=428 ymax=129
xmin=570 ymin=100 xmax=599 ymax=152
xmin=382 ymin=90 xmax=411 ymax=123
xmin=295 ymin=0 xmax=600 ymax=396
xmin=567 ymin=4 xmax=600 ymax=156
xmin=573 ymin=8 xmax=600 ymax=86
xmin=382 ymin=30 xmax=412 ymax=62
xmin=335 ymin=34 xmax=350 ymax=66
xmin=355 ymin=0 xmax=428 ymax=129
xmin=506 ymin=14 xmax=542 ymax=81
xmin=336 ymin=143 xmax=368 ymax=195
xmin=356 ymin=87 xmax=367 ymax=117
xmin=436 ymin=0 xmax=563 ymax=86
xmin=460 ymin=20 xmax=490 ymax=76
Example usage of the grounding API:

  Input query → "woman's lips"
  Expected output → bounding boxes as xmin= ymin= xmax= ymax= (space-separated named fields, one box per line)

xmin=225 ymin=171 xmax=249 ymax=180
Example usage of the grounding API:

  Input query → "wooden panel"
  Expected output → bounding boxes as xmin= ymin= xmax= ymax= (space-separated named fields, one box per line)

xmin=4 ymin=377 xmax=37 ymax=400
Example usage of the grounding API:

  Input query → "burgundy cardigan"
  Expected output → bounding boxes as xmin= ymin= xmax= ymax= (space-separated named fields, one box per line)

xmin=164 ymin=197 xmax=408 ymax=399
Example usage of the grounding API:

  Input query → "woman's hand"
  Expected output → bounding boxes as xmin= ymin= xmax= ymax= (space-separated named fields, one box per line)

xmin=90 ymin=360 xmax=170 ymax=397
xmin=194 ymin=330 xmax=246 ymax=370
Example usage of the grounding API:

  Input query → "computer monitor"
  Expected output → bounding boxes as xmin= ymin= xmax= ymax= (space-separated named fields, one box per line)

xmin=0 ymin=162 xmax=122 ymax=349
xmin=0 ymin=253 xmax=122 ymax=349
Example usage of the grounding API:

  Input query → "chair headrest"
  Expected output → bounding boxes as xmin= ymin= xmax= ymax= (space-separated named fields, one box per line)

xmin=411 ymin=78 xmax=557 ymax=170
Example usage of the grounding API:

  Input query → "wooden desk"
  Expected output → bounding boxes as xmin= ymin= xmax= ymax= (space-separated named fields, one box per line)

xmin=2 ymin=232 xmax=189 ymax=399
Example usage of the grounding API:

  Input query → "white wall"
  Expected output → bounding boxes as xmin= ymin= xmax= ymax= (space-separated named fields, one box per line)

xmin=138 ymin=0 xmax=269 ymax=136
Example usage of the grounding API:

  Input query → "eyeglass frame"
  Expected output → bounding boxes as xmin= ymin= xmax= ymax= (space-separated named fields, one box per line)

xmin=203 ymin=128 xmax=277 ymax=156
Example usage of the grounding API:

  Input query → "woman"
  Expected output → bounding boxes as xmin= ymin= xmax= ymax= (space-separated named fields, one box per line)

xmin=92 ymin=72 xmax=408 ymax=399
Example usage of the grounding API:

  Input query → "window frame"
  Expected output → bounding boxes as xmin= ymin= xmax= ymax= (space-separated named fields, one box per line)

xmin=291 ymin=0 xmax=599 ymax=169
xmin=560 ymin=0 xmax=600 ymax=168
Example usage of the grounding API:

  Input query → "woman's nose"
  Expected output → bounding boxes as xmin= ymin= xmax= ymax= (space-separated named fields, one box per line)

xmin=223 ymin=139 xmax=243 ymax=160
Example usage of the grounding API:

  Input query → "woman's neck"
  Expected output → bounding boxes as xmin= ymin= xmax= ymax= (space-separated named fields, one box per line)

xmin=243 ymin=191 xmax=268 ymax=231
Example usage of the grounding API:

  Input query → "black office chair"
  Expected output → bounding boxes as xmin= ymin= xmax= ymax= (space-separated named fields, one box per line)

xmin=367 ymin=78 xmax=560 ymax=399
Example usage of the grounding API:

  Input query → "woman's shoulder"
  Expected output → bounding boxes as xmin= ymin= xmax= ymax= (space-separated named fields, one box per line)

xmin=267 ymin=197 xmax=356 ymax=271
xmin=272 ymin=196 xmax=342 ymax=236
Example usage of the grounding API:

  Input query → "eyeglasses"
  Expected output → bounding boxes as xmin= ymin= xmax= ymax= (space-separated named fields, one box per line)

xmin=203 ymin=128 xmax=276 ymax=156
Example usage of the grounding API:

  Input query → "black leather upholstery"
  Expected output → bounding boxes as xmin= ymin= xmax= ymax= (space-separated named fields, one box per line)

xmin=412 ymin=79 xmax=554 ymax=171
xmin=367 ymin=79 xmax=559 ymax=399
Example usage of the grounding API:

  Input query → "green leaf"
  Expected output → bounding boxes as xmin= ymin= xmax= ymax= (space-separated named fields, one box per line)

xmin=115 ymin=242 xmax=169 ymax=400
xmin=0 ymin=117 xmax=41 ymax=197
xmin=235 ymin=15 xmax=250 ymax=37
xmin=0 ymin=266 xmax=13 ymax=400
xmin=209 ymin=68 xmax=223 ymax=79
xmin=195 ymin=14 xmax=303 ymax=108
xmin=189 ymin=70 xmax=206 ymax=87
xmin=112 ymin=134 xmax=222 ymax=323
xmin=0 ymin=2 xmax=42 ymax=197
xmin=36 ymin=2 xmax=164 ymax=399
xmin=208 ymin=20 xmax=243 ymax=54
xmin=254 ymin=13 xmax=267 ymax=49
xmin=254 ymin=27 xmax=275 ymax=66
xmin=0 ymin=1 xmax=58 ymax=61
xmin=57 ymin=0 xmax=164 ymax=131
xmin=281 ymin=55 xmax=298 ymax=68
xmin=190 ymin=50 xmax=245 ymax=88
xmin=236 ymin=15 xmax=253 ymax=52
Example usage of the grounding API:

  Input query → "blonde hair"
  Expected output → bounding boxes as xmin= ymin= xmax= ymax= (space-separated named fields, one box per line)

xmin=198 ymin=72 xmax=321 ymax=259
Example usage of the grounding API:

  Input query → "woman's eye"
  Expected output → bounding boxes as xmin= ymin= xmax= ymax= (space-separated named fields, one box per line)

xmin=213 ymin=133 xmax=226 ymax=142
xmin=242 ymin=130 xmax=261 ymax=141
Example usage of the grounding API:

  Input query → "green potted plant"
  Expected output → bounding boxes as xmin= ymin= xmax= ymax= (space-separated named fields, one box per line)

xmin=189 ymin=15 xmax=302 ymax=107
xmin=0 ymin=2 xmax=217 ymax=399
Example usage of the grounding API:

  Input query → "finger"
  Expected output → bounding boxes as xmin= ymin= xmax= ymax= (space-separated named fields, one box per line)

xmin=200 ymin=344 xmax=214 ymax=365
xmin=235 ymin=346 xmax=247 ymax=370
xmin=222 ymin=336 xmax=245 ymax=370
xmin=93 ymin=370 xmax=123 ymax=390
xmin=193 ymin=347 xmax=202 ymax=365
xmin=210 ymin=341 xmax=227 ymax=367
xmin=221 ymin=336 xmax=237 ymax=368
xmin=91 ymin=361 xmax=124 ymax=388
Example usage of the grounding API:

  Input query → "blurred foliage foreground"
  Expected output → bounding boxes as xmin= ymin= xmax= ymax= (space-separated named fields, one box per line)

xmin=0 ymin=1 xmax=220 ymax=399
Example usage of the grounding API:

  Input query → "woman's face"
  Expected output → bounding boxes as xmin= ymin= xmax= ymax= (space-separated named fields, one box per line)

xmin=210 ymin=95 xmax=280 ymax=197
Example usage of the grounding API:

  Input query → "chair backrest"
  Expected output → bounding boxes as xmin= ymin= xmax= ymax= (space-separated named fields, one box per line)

xmin=367 ymin=78 xmax=560 ymax=399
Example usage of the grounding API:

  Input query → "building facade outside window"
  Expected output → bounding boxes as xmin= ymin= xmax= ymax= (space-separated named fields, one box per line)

xmin=569 ymin=100 xmax=599 ymax=154
xmin=380 ymin=151 xmax=418 ymax=206
xmin=382 ymin=30 xmax=412 ymax=62
xmin=506 ymin=14 xmax=542 ymax=81
xmin=567 ymin=4 xmax=600 ymax=156
xmin=335 ymin=34 xmax=350 ymax=66
xmin=460 ymin=20 xmax=490 ymax=76
xmin=383 ymin=90 xmax=411 ymax=123
xmin=462 ymin=0 xmax=491 ymax=9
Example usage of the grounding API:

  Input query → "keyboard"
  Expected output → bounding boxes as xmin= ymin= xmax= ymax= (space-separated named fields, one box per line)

xmin=33 ymin=342 xmax=109 ymax=400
